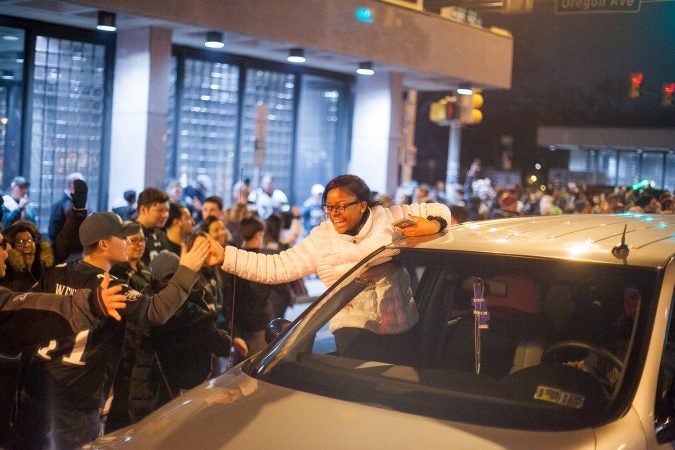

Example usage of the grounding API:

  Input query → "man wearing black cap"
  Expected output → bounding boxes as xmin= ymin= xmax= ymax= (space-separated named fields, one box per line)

xmin=2 ymin=176 xmax=36 ymax=228
xmin=17 ymin=212 xmax=212 ymax=450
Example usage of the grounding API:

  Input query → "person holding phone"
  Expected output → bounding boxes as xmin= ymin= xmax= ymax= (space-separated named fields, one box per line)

xmin=213 ymin=174 xmax=450 ymax=359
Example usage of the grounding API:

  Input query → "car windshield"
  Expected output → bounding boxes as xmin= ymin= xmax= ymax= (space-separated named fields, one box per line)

xmin=251 ymin=247 xmax=660 ymax=431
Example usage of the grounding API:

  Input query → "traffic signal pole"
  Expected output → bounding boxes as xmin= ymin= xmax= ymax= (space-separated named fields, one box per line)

xmin=445 ymin=121 xmax=462 ymax=187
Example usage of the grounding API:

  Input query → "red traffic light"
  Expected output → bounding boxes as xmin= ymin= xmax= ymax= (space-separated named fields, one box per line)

xmin=631 ymin=73 xmax=644 ymax=86
xmin=664 ymin=83 xmax=675 ymax=95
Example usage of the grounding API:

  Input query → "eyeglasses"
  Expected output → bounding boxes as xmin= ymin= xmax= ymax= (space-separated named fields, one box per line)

xmin=14 ymin=238 xmax=35 ymax=247
xmin=127 ymin=237 xmax=145 ymax=245
xmin=0 ymin=239 xmax=8 ymax=250
xmin=322 ymin=201 xmax=360 ymax=215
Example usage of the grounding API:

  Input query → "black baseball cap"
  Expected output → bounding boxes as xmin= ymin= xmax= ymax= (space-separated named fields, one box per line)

xmin=79 ymin=212 xmax=141 ymax=247
xmin=11 ymin=176 xmax=30 ymax=188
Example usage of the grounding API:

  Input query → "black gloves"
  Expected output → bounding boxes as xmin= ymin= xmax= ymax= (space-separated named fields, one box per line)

xmin=71 ymin=179 xmax=88 ymax=209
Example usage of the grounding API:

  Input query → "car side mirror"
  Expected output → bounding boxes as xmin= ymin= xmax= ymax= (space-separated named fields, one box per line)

xmin=265 ymin=318 xmax=292 ymax=344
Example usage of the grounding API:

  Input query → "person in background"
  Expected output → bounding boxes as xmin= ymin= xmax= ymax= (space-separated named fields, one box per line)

xmin=301 ymin=183 xmax=324 ymax=235
xmin=165 ymin=180 xmax=183 ymax=204
xmin=248 ymin=174 xmax=289 ymax=219
xmin=112 ymin=190 xmax=137 ymax=221
xmin=220 ymin=217 xmax=286 ymax=358
xmin=226 ymin=203 xmax=250 ymax=246
xmin=48 ymin=172 xmax=85 ymax=243
xmin=449 ymin=205 xmax=470 ymax=225
xmin=213 ymin=174 xmax=450 ymax=362
xmin=183 ymin=174 xmax=212 ymax=224
xmin=2 ymin=177 xmax=36 ymax=228
xmin=165 ymin=202 xmax=194 ymax=256
xmin=135 ymin=187 xmax=170 ymax=264
xmin=105 ymin=225 xmax=152 ymax=433
xmin=231 ymin=178 xmax=251 ymax=207
xmin=202 ymin=195 xmax=225 ymax=222
xmin=202 ymin=215 xmax=230 ymax=248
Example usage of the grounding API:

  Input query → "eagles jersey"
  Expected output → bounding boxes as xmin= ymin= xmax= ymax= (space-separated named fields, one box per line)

xmin=140 ymin=224 xmax=169 ymax=265
xmin=27 ymin=260 xmax=198 ymax=410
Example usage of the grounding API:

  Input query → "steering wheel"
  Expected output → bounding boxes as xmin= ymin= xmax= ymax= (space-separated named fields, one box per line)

xmin=543 ymin=341 xmax=624 ymax=394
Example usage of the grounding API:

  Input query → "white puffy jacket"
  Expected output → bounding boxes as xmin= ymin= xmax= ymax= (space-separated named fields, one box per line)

xmin=221 ymin=202 xmax=451 ymax=334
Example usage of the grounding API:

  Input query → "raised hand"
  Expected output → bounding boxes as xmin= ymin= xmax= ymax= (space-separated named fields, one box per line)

xmin=100 ymin=272 xmax=127 ymax=321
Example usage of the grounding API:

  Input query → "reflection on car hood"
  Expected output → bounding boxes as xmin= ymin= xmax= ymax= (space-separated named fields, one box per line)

xmin=93 ymin=369 xmax=595 ymax=450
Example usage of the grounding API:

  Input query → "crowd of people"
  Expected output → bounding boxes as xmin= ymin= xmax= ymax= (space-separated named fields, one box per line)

xmin=1 ymin=163 xmax=670 ymax=449
xmin=0 ymin=170 xmax=452 ymax=449
xmin=389 ymin=160 xmax=674 ymax=225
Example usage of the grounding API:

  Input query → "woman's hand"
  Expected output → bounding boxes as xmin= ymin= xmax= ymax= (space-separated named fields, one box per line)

xmin=396 ymin=216 xmax=441 ymax=237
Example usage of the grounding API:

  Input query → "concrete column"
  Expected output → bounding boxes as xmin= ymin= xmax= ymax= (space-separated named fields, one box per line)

xmin=349 ymin=72 xmax=404 ymax=197
xmin=108 ymin=26 xmax=172 ymax=208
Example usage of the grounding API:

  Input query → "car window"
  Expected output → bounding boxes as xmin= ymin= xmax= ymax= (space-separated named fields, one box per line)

xmin=255 ymin=248 xmax=659 ymax=432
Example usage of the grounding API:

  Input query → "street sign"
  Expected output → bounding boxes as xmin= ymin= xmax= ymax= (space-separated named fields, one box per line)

xmin=555 ymin=0 xmax=640 ymax=14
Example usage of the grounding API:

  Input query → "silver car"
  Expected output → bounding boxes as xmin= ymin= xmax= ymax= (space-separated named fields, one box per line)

xmin=93 ymin=214 xmax=675 ymax=449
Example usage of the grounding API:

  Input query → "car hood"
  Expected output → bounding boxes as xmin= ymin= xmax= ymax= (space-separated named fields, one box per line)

xmin=92 ymin=368 xmax=596 ymax=450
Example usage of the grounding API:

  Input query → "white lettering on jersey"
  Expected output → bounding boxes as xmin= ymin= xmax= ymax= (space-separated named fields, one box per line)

xmin=55 ymin=284 xmax=77 ymax=295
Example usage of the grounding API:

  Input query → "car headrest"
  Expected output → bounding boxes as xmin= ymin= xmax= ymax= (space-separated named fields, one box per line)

xmin=486 ymin=275 xmax=541 ymax=314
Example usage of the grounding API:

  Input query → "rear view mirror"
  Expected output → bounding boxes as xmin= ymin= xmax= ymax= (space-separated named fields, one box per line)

xmin=462 ymin=276 xmax=507 ymax=297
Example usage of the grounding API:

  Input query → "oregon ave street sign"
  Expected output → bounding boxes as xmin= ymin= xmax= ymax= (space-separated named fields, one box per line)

xmin=556 ymin=0 xmax=640 ymax=13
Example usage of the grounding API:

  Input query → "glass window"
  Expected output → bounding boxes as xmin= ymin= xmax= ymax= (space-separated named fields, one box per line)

xmin=0 ymin=26 xmax=25 ymax=190
xmin=254 ymin=248 xmax=658 ymax=431
xmin=294 ymin=75 xmax=349 ymax=204
xmin=239 ymin=69 xmax=295 ymax=200
xmin=641 ymin=152 xmax=665 ymax=189
xmin=616 ymin=151 xmax=640 ymax=187
xmin=665 ymin=153 xmax=675 ymax=192
xmin=29 ymin=35 xmax=106 ymax=229
xmin=171 ymin=58 xmax=239 ymax=200
xmin=597 ymin=148 xmax=617 ymax=186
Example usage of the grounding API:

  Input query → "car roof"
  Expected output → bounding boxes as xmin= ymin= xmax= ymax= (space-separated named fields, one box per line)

xmin=395 ymin=214 xmax=675 ymax=269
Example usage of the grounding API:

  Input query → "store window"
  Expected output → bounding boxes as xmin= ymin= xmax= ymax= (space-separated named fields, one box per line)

xmin=30 ymin=35 xmax=106 ymax=228
xmin=0 ymin=25 xmax=25 ymax=190
xmin=294 ymin=74 xmax=349 ymax=204
xmin=665 ymin=153 xmax=675 ymax=192
xmin=616 ymin=151 xmax=641 ymax=187
xmin=170 ymin=58 xmax=240 ymax=200
xmin=239 ymin=69 xmax=295 ymax=200
xmin=641 ymin=152 xmax=665 ymax=189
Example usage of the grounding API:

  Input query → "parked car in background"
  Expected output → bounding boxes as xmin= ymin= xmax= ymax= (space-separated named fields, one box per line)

xmin=93 ymin=214 xmax=675 ymax=449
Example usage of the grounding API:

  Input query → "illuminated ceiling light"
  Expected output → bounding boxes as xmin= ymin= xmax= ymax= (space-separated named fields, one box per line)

xmin=287 ymin=48 xmax=306 ymax=63
xmin=205 ymin=31 xmax=225 ymax=49
xmin=457 ymin=84 xmax=473 ymax=96
xmin=1 ymin=70 xmax=14 ymax=80
xmin=356 ymin=61 xmax=374 ymax=76
xmin=2 ymin=35 xmax=19 ymax=41
xmin=96 ymin=11 xmax=117 ymax=32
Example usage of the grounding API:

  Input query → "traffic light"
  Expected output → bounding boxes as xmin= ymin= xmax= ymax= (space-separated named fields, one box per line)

xmin=458 ymin=89 xmax=483 ymax=125
xmin=629 ymin=72 xmax=643 ymax=99
xmin=429 ymin=96 xmax=457 ymax=125
xmin=663 ymin=82 xmax=674 ymax=107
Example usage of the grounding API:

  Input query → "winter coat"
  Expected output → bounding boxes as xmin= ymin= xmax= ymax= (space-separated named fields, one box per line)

xmin=0 ymin=238 xmax=54 ymax=293
xmin=221 ymin=203 xmax=451 ymax=334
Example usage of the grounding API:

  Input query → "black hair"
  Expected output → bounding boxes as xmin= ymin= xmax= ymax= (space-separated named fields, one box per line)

xmin=166 ymin=202 xmax=185 ymax=229
xmin=322 ymin=174 xmax=371 ymax=206
xmin=199 ymin=215 xmax=222 ymax=235
xmin=239 ymin=216 xmax=265 ymax=242
xmin=204 ymin=195 xmax=224 ymax=211
xmin=264 ymin=214 xmax=283 ymax=244
xmin=137 ymin=187 xmax=169 ymax=208
xmin=123 ymin=190 xmax=137 ymax=203
xmin=4 ymin=220 xmax=41 ymax=244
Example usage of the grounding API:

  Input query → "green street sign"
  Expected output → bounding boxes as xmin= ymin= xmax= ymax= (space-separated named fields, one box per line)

xmin=555 ymin=0 xmax=640 ymax=14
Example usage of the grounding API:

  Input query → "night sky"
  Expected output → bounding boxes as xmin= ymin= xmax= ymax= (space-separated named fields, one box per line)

xmin=414 ymin=0 xmax=675 ymax=185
